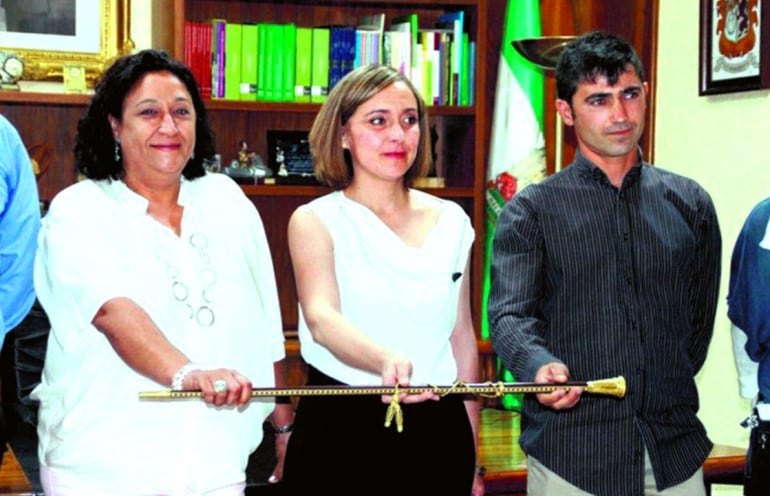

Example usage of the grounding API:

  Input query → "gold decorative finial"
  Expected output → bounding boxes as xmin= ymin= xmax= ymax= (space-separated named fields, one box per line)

xmin=584 ymin=376 xmax=626 ymax=398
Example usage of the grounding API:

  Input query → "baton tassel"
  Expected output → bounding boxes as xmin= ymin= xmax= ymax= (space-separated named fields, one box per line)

xmin=384 ymin=385 xmax=404 ymax=432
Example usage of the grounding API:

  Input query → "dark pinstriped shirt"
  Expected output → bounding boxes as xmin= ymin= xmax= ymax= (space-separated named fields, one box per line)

xmin=488 ymin=150 xmax=721 ymax=496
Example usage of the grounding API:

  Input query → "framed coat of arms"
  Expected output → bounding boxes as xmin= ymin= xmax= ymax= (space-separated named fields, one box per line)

xmin=699 ymin=0 xmax=770 ymax=95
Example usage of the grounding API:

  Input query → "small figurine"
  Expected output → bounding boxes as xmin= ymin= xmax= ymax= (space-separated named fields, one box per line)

xmin=276 ymin=147 xmax=288 ymax=177
xmin=224 ymin=139 xmax=273 ymax=183
xmin=237 ymin=139 xmax=254 ymax=168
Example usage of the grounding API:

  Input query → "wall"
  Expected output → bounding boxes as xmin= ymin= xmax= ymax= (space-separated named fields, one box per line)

xmin=656 ymin=0 xmax=770 ymax=493
xmin=130 ymin=0 xmax=152 ymax=50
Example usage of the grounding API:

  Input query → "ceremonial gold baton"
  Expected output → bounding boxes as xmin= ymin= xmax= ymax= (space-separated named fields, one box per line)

xmin=138 ymin=376 xmax=626 ymax=400
xmin=139 ymin=376 xmax=624 ymax=433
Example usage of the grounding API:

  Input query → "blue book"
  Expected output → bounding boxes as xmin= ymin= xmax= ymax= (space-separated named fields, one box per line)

xmin=328 ymin=25 xmax=345 ymax=91
xmin=327 ymin=25 xmax=356 ymax=91
xmin=341 ymin=26 xmax=356 ymax=80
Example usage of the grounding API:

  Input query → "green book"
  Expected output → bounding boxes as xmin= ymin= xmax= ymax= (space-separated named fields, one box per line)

xmin=256 ymin=23 xmax=269 ymax=101
xmin=310 ymin=27 xmax=330 ymax=103
xmin=420 ymin=29 xmax=443 ymax=105
xmin=282 ymin=23 xmax=297 ymax=102
xmin=260 ymin=23 xmax=279 ymax=101
xmin=294 ymin=27 xmax=313 ymax=103
xmin=460 ymin=32 xmax=470 ymax=106
xmin=224 ymin=22 xmax=243 ymax=101
xmin=269 ymin=24 xmax=284 ymax=102
xmin=240 ymin=23 xmax=258 ymax=101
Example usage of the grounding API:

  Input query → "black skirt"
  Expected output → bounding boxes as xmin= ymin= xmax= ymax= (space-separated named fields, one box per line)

xmin=281 ymin=366 xmax=475 ymax=495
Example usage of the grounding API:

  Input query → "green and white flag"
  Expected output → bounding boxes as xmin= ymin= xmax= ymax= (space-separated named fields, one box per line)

xmin=482 ymin=0 xmax=547 ymax=410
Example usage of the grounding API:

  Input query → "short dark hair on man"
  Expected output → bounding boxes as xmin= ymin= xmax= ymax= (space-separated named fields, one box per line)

xmin=556 ymin=31 xmax=645 ymax=105
xmin=73 ymin=49 xmax=216 ymax=181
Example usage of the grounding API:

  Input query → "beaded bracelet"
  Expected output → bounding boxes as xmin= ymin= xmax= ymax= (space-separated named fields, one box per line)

xmin=171 ymin=362 xmax=200 ymax=391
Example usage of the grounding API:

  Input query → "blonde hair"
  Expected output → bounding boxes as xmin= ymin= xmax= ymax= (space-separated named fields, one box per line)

xmin=309 ymin=65 xmax=432 ymax=189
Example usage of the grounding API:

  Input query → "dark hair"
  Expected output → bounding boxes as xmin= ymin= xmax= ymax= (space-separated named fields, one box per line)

xmin=74 ymin=49 xmax=216 ymax=180
xmin=556 ymin=31 xmax=646 ymax=105
xmin=309 ymin=64 xmax=432 ymax=189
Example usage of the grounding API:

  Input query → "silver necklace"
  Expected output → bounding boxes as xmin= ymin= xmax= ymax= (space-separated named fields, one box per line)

xmin=156 ymin=231 xmax=217 ymax=327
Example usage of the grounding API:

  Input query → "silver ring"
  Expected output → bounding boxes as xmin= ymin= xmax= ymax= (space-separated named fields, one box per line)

xmin=213 ymin=379 xmax=227 ymax=393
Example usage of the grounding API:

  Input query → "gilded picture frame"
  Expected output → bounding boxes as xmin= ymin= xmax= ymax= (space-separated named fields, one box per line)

xmin=0 ymin=0 xmax=133 ymax=84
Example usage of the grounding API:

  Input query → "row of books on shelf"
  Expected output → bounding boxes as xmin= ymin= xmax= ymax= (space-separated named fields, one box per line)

xmin=183 ymin=11 xmax=475 ymax=106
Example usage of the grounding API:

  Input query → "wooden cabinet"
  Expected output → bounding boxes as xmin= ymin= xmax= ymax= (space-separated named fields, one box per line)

xmin=151 ymin=0 xmax=492 ymax=337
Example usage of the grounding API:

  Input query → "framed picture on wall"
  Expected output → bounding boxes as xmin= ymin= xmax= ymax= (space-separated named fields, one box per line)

xmin=699 ymin=0 xmax=770 ymax=95
xmin=0 ymin=0 xmax=132 ymax=85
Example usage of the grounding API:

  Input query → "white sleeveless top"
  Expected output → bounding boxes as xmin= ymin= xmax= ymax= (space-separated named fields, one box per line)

xmin=298 ymin=190 xmax=474 ymax=386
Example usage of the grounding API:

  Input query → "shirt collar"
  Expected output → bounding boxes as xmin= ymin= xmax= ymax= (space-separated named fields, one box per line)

xmin=573 ymin=147 xmax=644 ymax=190
xmin=101 ymin=176 xmax=189 ymax=213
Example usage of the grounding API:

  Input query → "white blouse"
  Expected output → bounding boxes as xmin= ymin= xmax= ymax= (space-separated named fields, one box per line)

xmin=33 ymin=174 xmax=284 ymax=495
xmin=298 ymin=190 xmax=474 ymax=386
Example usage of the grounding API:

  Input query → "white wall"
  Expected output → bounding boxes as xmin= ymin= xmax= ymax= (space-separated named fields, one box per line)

xmin=131 ymin=0 xmax=152 ymax=50
xmin=129 ymin=0 xmax=152 ymax=51
xmin=656 ymin=0 xmax=770 ymax=493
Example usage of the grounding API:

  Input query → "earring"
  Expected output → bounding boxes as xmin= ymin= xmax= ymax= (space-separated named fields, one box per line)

xmin=114 ymin=141 xmax=121 ymax=162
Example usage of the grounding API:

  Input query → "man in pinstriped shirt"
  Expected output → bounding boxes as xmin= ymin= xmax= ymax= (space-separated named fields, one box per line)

xmin=488 ymin=31 xmax=721 ymax=496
